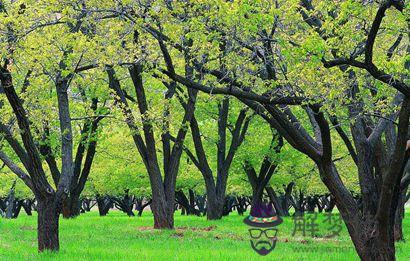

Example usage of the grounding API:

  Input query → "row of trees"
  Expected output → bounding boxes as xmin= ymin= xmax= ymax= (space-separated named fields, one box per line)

xmin=1 ymin=111 xmax=343 ymax=216
xmin=0 ymin=1 xmax=408 ymax=260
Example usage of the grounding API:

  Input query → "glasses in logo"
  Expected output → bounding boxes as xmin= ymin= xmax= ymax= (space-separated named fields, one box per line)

xmin=248 ymin=228 xmax=278 ymax=239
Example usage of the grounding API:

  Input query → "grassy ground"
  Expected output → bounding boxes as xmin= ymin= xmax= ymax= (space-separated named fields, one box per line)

xmin=0 ymin=210 xmax=409 ymax=260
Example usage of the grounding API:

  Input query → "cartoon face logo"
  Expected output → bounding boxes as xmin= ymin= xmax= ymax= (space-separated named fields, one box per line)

xmin=244 ymin=202 xmax=282 ymax=256
xmin=248 ymin=228 xmax=278 ymax=255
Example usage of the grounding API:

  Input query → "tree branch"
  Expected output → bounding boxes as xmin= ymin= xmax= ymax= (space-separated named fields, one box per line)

xmin=0 ymin=150 xmax=33 ymax=190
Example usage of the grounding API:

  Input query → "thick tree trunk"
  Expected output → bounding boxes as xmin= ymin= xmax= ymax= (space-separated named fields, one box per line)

xmin=152 ymin=198 xmax=174 ymax=229
xmin=61 ymin=194 xmax=81 ymax=219
xmin=250 ymin=188 xmax=264 ymax=213
xmin=206 ymin=195 xmax=224 ymax=220
xmin=37 ymin=198 xmax=59 ymax=252
xmin=354 ymin=231 xmax=395 ymax=261
xmin=317 ymin=162 xmax=398 ymax=260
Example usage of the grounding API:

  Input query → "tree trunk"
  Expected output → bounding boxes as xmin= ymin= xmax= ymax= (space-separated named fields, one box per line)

xmin=12 ymin=200 xmax=23 ymax=218
xmin=96 ymin=195 xmax=112 ymax=216
xmin=61 ymin=194 xmax=81 ymax=219
xmin=354 ymin=232 xmax=395 ymax=261
xmin=37 ymin=198 xmax=59 ymax=252
xmin=22 ymin=199 xmax=33 ymax=216
xmin=188 ymin=189 xmax=196 ymax=211
xmin=152 ymin=198 xmax=174 ymax=229
xmin=357 ymin=241 xmax=394 ymax=261
xmin=5 ymin=197 xmax=15 ymax=219
xmin=176 ymin=190 xmax=191 ymax=215
xmin=394 ymin=188 xmax=406 ymax=241
xmin=5 ymin=182 xmax=16 ymax=219
xmin=195 ymin=195 xmax=206 ymax=215
xmin=206 ymin=194 xmax=224 ymax=220
xmin=153 ymin=206 xmax=174 ymax=229
xmin=265 ymin=186 xmax=286 ymax=216
xmin=250 ymin=188 xmax=263 ymax=213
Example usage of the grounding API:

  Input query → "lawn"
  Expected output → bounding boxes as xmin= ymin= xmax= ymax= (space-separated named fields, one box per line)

xmin=0 ymin=210 xmax=409 ymax=260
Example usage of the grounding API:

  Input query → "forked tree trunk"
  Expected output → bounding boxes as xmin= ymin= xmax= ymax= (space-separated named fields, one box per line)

xmin=318 ymin=162 xmax=398 ymax=261
xmin=96 ymin=195 xmax=112 ymax=216
xmin=187 ymin=99 xmax=250 ymax=221
xmin=37 ymin=198 xmax=59 ymax=252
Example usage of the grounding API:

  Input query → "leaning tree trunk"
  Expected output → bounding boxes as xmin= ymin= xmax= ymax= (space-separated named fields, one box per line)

xmin=37 ymin=197 xmax=60 ymax=252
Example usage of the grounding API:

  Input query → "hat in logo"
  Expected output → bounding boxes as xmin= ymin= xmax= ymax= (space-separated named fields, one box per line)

xmin=244 ymin=202 xmax=283 ymax=227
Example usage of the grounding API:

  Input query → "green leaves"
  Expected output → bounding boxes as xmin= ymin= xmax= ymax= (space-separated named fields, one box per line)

xmin=0 ymin=0 xmax=404 ymax=200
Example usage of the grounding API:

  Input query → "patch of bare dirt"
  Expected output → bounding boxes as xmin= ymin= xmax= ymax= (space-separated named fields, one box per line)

xmin=175 ymin=225 xmax=216 ymax=232
xmin=137 ymin=225 xmax=217 ymax=233
xmin=137 ymin=226 xmax=155 ymax=231
xmin=171 ymin=232 xmax=184 ymax=238
xmin=20 ymin=226 xmax=35 ymax=231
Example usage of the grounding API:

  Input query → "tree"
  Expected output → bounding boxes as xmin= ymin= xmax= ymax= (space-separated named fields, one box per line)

xmin=0 ymin=1 xmax=106 ymax=251
xmin=105 ymin=59 xmax=198 ymax=228
xmin=242 ymin=129 xmax=283 ymax=213
xmin=182 ymin=97 xmax=251 ymax=220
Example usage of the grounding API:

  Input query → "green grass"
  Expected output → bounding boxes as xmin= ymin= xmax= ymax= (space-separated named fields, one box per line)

xmin=0 ymin=210 xmax=409 ymax=260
